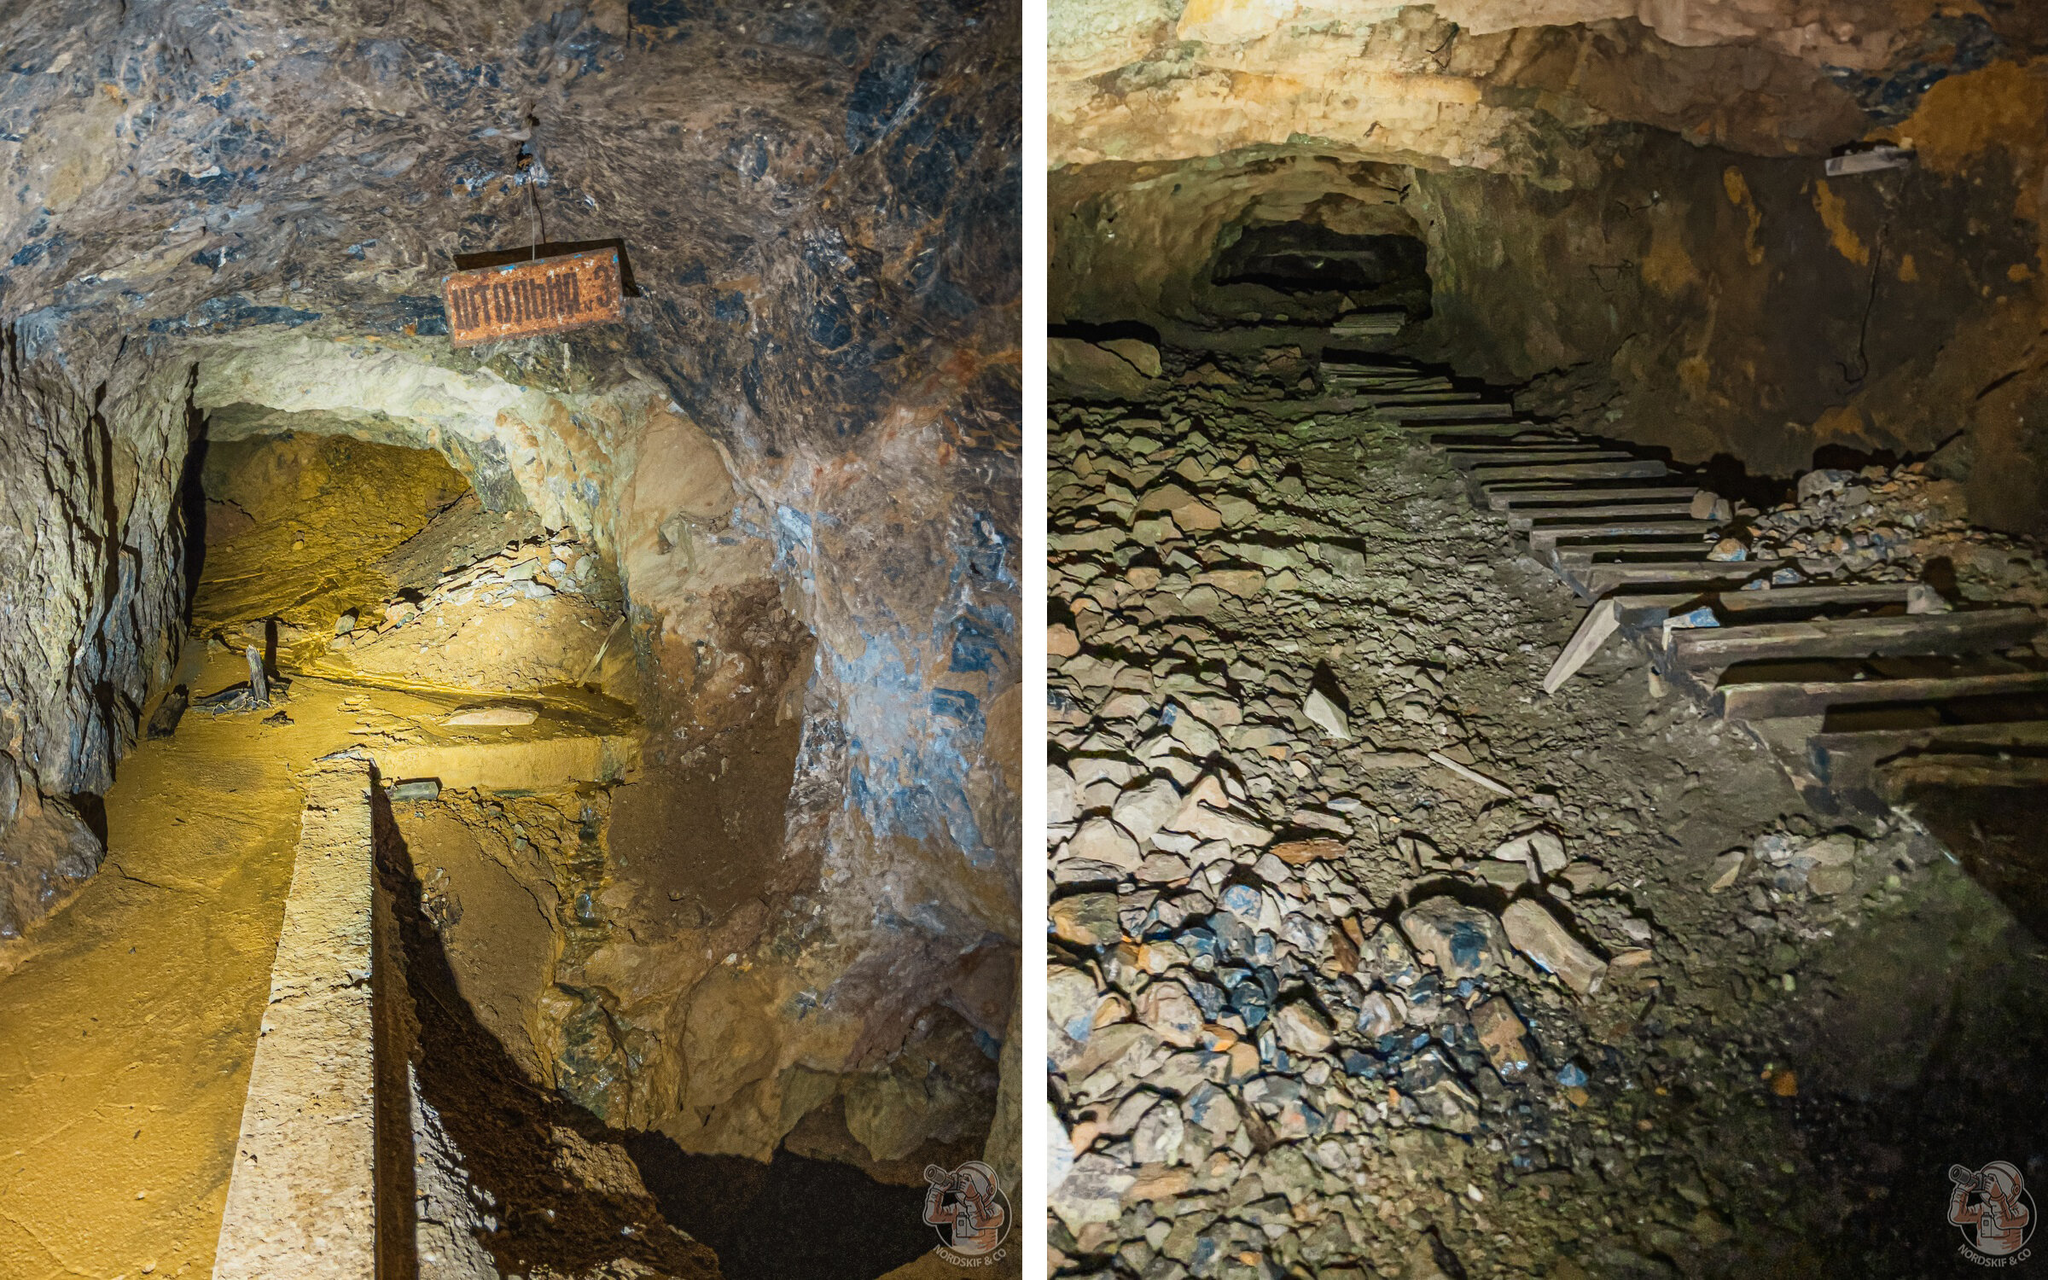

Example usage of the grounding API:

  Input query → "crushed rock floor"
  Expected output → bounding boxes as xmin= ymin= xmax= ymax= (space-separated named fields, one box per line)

xmin=1045 ymin=381 xmax=2048 ymax=1280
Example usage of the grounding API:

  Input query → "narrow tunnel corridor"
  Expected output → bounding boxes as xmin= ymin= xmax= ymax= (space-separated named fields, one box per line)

xmin=0 ymin=404 xmax=980 ymax=1277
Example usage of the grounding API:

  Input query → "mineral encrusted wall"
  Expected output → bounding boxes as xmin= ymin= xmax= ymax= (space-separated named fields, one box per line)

xmin=0 ymin=0 xmax=1020 ymax=1173
xmin=0 ymin=342 xmax=196 ymax=939
xmin=1402 ymin=60 xmax=2048 ymax=533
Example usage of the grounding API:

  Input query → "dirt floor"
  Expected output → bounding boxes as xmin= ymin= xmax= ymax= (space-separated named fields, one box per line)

xmin=1046 ymin=364 xmax=2048 ymax=1279
xmin=0 ymin=434 xmax=644 ymax=1277
xmin=0 ymin=642 xmax=300 ymax=1279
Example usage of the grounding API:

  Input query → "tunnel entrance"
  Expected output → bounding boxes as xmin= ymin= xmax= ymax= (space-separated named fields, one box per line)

xmin=1211 ymin=223 xmax=1429 ymax=302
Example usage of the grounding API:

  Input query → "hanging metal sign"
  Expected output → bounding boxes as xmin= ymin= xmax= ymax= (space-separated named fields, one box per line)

xmin=442 ymin=247 xmax=623 ymax=347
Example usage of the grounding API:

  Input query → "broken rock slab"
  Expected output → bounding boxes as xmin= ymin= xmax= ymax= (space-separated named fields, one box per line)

xmin=1302 ymin=688 xmax=1350 ymax=740
xmin=1470 ymin=996 xmax=1534 ymax=1080
xmin=1400 ymin=898 xmax=1508 ymax=981
xmin=1051 ymin=1152 xmax=1137 ymax=1231
xmin=1163 ymin=776 xmax=1273 ymax=849
xmin=1051 ymin=338 xmax=1160 ymax=401
xmin=1048 ymin=964 xmax=1107 ymax=1048
xmin=1706 ymin=849 xmax=1747 ymax=892
xmin=1111 ymin=777 xmax=1182 ymax=844
xmin=1135 ymin=979 xmax=1205 ymax=1049
xmin=1491 ymin=828 xmax=1568 ymax=878
xmin=1271 ymin=1000 xmax=1336 ymax=1055
xmin=1067 ymin=816 xmax=1143 ymax=873
xmin=1051 ymin=893 xmax=1122 ymax=949
xmin=1500 ymin=899 xmax=1607 ymax=996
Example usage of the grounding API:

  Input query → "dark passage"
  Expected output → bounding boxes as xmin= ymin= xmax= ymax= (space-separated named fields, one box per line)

xmin=625 ymin=1141 xmax=939 ymax=1280
xmin=1212 ymin=223 xmax=1429 ymax=300
xmin=378 ymin=785 xmax=942 ymax=1280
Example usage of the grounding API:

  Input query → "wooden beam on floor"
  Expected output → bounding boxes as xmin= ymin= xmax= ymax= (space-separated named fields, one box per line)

xmin=1509 ymin=501 xmax=1701 ymax=528
xmin=1881 ymin=753 xmax=2048 ymax=792
xmin=1577 ymin=561 xmax=1777 ymax=597
xmin=1713 ymin=582 xmax=1918 ymax=616
xmin=1475 ymin=459 xmax=1671 ymax=484
xmin=1379 ymin=402 xmax=1518 ymax=421
xmin=1808 ymin=720 xmax=2048 ymax=790
xmin=1451 ymin=449 xmax=1634 ymax=470
xmin=1713 ymin=669 xmax=2048 ymax=721
xmin=1486 ymin=485 xmax=1705 ymax=511
xmin=214 ymin=755 xmax=377 ymax=1280
xmin=1667 ymin=607 xmax=2042 ymax=670
xmin=1529 ymin=519 xmax=1722 ymax=553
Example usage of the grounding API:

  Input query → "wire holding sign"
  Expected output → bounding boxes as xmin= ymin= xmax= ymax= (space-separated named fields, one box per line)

xmin=441 ymin=248 xmax=623 ymax=347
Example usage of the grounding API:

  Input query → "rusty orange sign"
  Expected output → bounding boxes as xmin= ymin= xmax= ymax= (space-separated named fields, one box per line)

xmin=442 ymin=248 xmax=623 ymax=346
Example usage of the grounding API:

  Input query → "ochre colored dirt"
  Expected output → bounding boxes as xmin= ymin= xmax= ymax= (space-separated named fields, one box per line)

xmin=194 ymin=432 xmax=473 ymax=633
xmin=0 ymin=645 xmax=310 ymax=1279
xmin=0 ymin=435 xmax=634 ymax=1277
xmin=0 ymin=643 xmax=640 ymax=1276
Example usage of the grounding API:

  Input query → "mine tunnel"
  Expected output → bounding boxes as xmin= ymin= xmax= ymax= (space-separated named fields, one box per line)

xmin=0 ymin=4 xmax=1020 ymax=1279
xmin=1048 ymin=6 xmax=2048 ymax=1278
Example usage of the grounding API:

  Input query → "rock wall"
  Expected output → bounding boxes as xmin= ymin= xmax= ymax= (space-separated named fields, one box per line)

xmin=0 ymin=341 xmax=194 ymax=938
xmin=0 ymin=0 xmax=1020 ymax=1174
xmin=1051 ymin=153 xmax=1417 ymax=341
xmin=1401 ymin=66 xmax=2048 ymax=530
xmin=1049 ymin=2 xmax=2048 ymax=529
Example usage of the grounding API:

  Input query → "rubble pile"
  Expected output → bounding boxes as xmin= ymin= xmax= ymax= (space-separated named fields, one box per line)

xmin=1045 ymin=390 xmax=1990 ymax=1278
xmin=317 ymin=530 xmax=619 ymax=693
xmin=329 ymin=533 xmax=605 ymax=649
xmin=1714 ymin=462 xmax=2048 ymax=606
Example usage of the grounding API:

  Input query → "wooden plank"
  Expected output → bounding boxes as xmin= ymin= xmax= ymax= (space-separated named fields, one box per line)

xmin=1409 ymin=422 xmax=1551 ymax=438
xmin=1327 ymin=379 xmax=1445 ymax=388
xmin=1713 ymin=582 xmax=1914 ymax=615
xmin=1714 ymin=669 xmax=2048 ymax=721
xmin=1380 ymin=402 xmax=1518 ymax=421
xmin=1357 ymin=391 xmax=1482 ymax=404
xmin=1486 ymin=485 xmax=1704 ymax=511
xmin=1881 ymin=754 xmax=2048 ymax=791
xmin=1475 ymin=459 xmax=1670 ymax=483
xmin=1809 ymin=721 xmax=2048 ymax=788
xmin=214 ymin=757 xmax=377 ymax=1279
xmin=442 ymin=248 xmax=623 ymax=346
xmin=1441 ymin=440 xmax=1586 ymax=453
xmin=1550 ymin=543 xmax=1717 ymax=564
xmin=1451 ymin=450 xmax=1632 ymax=469
xmin=1509 ymin=502 xmax=1700 ymax=528
xmin=1580 ymin=562 xmax=1775 ymax=596
xmin=1529 ymin=519 xmax=1720 ymax=552
xmin=1329 ymin=314 xmax=1408 ymax=338
xmin=1436 ymin=437 xmax=1578 ymax=452
xmin=1325 ymin=371 xmax=1445 ymax=385
xmin=1326 ymin=377 xmax=1449 ymax=391
xmin=1542 ymin=597 xmax=1697 ymax=694
xmin=1669 ymin=608 xmax=2041 ymax=669
xmin=1574 ymin=583 xmax=1896 ymax=619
